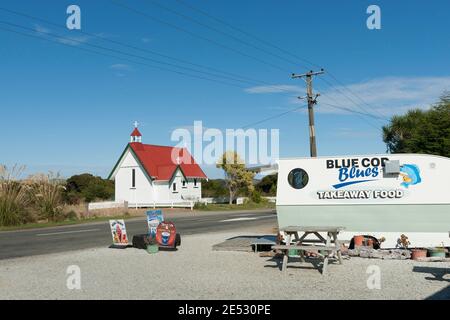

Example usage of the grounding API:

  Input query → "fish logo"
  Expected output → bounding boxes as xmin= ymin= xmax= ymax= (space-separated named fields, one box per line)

xmin=400 ymin=164 xmax=422 ymax=188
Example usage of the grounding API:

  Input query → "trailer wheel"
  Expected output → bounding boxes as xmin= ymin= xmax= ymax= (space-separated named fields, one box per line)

xmin=176 ymin=233 xmax=181 ymax=247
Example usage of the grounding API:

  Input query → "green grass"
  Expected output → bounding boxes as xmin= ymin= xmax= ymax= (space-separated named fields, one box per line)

xmin=0 ymin=212 xmax=138 ymax=232
xmin=194 ymin=201 xmax=275 ymax=211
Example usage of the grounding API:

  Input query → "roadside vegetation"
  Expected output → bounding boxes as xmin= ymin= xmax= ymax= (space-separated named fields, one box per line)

xmin=0 ymin=167 xmax=116 ymax=228
xmin=193 ymin=200 xmax=275 ymax=211
xmin=196 ymin=151 xmax=277 ymax=211
xmin=383 ymin=93 xmax=450 ymax=157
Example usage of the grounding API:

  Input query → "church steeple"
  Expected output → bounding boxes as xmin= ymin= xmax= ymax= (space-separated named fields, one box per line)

xmin=130 ymin=121 xmax=142 ymax=143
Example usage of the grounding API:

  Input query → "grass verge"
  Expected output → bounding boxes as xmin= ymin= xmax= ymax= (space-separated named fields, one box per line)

xmin=0 ymin=212 xmax=139 ymax=232
xmin=194 ymin=202 xmax=275 ymax=211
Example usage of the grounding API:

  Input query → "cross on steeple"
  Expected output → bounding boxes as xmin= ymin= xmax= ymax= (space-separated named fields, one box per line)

xmin=130 ymin=121 xmax=142 ymax=143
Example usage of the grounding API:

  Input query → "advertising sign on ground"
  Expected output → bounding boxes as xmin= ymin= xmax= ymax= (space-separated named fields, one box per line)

xmin=109 ymin=220 xmax=129 ymax=246
xmin=156 ymin=222 xmax=177 ymax=247
xmin=147 ymin=210 xmax=164 ymax=238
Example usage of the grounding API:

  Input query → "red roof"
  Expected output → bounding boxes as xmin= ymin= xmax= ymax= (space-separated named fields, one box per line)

xmin=131 ymin=128 xmax=142 ymax=137
xmin=129 ymin=142 xmax=207 ymax=181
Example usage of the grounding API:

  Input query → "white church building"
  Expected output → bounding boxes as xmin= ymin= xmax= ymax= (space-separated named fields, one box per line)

xmin=108 ymin=126 xmax=207 ymax=207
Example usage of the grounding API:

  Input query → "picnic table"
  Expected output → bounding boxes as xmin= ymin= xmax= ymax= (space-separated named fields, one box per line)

xmin=272 ymin=226 xmax=345 ymax=275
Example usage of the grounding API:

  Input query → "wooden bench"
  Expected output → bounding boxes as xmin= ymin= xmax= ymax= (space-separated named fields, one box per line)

xmin=272 ymin=245 xmax=337 ymax=251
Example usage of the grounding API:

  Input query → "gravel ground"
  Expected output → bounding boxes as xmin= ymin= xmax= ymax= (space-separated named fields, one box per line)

xmin=0 ymin=228 xmax=449 ymax=300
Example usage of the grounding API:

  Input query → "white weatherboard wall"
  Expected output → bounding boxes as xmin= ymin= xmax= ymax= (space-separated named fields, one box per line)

xmin=276 ymin=154 xmax=450 ymax=247
xmin=115 ymin=150 xmax=155 ymax=205
xmin=168 ymin=168 xmax=202 ymax=202
xmin=184 ymin=178 xmax=202 ymax=200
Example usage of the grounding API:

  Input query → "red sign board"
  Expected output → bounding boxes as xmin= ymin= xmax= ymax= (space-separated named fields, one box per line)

xmin=155 ymin=222 xmax=177 ymax=247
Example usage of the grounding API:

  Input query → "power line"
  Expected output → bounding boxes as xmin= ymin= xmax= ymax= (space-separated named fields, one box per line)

xmin=326 ymin=71 xmax=391 ymax=120
xmin=108 ymin=0 xmax=291 ymax=73
xmin=174 ymin=0 xmax=317 ymax=69
xmin=0 ymin=24 xmax=249 ymax=89
xmin=172 ymin=0 xmax=390 ymax=122
xmin=319 ymin=77 xmax=389 ymax=123
xmin=320 ymin=102 xmax=386 ymax=121
xmin=0 ymin=6 xmax=272 ymax=86
xmin=1 ymin=22 xmax=382 ymax=133
xmin=146 ymin=0 xmax=302 ymax=69
xmin=0 ymin=5 xmax=387 ymax=133
xmin=320 ymin=102 xmax=384 ymax=131
xmin=241 ymin=104 xmax=308 ymax=129
xmin=0 ymin=20 xmax=258 ymax=87
xmin=110 ymin=0 xmax=389 ymax=127
xmin=0 ymin=7 xmax=318 ymax=96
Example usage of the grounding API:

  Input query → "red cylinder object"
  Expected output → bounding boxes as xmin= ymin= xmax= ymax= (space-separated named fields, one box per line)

xmin=411 ymin=249 xmax=427 ymax=261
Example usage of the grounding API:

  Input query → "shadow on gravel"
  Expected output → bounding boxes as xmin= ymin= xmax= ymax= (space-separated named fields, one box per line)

xmin=264 ymin=257 xmax=325 ymax=274
xmin=413 ymin=266 xmax=450 ymax=300
xmin=213 ymin=235 xmax=276 ymax=252
xmin=413 ymin=266 xmax=450 ymax=282
xmin=425 ymin=286 xmax=450 ymax=300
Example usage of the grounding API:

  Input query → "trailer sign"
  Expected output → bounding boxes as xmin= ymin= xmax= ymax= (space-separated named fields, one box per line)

xmin=317 ymin=189 xmax=404 ymax=200
xmin=326 ymin=157 xmax=389 ymax=189
xmin=276 ymin=154 xmax=450 ymax=244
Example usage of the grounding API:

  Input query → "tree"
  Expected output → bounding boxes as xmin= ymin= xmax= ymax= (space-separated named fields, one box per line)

xmin=65 ymin=174 xmax=114 ymax=203
xmin=202 ymin=179 xmax=228 ymax=198
xmin=216 ymin=151 xmax=255 ymax=204
xmin=256 ymin=174 xmax=278 ymax=196
xmin=383 ymin=93 xmax=450 ymax=157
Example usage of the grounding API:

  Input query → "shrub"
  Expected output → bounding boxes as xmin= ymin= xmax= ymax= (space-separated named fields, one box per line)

xmin=0 ymin=165 xmax=31 ymax=226
xmin=193 ymin=202 xmax=207 ymax=210
xmin=256 ymin=174 xmax=278 ymax=196
xmin=29 ymin=172 xmax=65 ymax=222
xmin=64 ymin=210 xmax=79 ymax=221
xmin=65 ymin=174 xmax=114 ymax=203
xmin=201 ymin=179 xmax=228 ymax=198
xmin=250 ymin=190 xmax=263 ymax=203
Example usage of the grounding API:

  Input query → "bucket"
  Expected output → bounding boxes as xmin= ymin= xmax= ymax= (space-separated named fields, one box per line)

xmin=288 ymin=249 xmax=298 ymax=257
xmin=428 ymin=248 xmax=446 ymax=258
xmin=147 ymin=245 xmax=159 ymax=254
xmin=411 ymin=248 xmax=427 ymax=260
xmin=353 ymin=235 xmax=364 ymax=247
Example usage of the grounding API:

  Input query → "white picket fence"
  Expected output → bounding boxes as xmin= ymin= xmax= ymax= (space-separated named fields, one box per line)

xmin=88 ymin=196 xmax=276 ymax=212
xmin=265 ymin=197 xmax=276 ymax=203
xmin=88 ymin=200 xmax=195 ymax=211
xmin=88 ymin=201 xmax=127 ymax=210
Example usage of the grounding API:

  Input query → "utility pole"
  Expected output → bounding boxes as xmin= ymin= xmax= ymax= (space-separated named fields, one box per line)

xmin=292 ymin=69 xmax=325 ymax=157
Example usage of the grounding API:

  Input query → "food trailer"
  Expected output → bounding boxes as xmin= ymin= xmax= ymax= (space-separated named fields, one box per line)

xmin=276 ymin=154 xmax=450 ymax=248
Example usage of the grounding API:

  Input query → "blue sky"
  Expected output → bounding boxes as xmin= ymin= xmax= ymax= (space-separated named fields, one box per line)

xmin=0 ymin=0 xmax=449 ymax=179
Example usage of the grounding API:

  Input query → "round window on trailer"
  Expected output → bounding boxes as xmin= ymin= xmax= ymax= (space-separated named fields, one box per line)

xmin=288 ymin=168 xmax=309 ymax=189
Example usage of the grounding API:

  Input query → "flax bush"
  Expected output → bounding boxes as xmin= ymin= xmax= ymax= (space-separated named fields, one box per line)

xmin=0 ymin=165 xmax=31 ymax=226
xmin=28 ymin=172 xmax=65 ymax=222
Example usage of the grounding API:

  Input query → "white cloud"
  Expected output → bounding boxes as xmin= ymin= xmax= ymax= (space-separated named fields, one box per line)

xmin=34 ymin=24 xmax=50 ymax=34
xmin=244 ymin=85 xmax=301 ymax=94
xmin=245 ymin=76 xmax=450 ymax=117
xmin=56 ymin=35 xmax=90 ymax=46
xmin=33 ymin=24 xmax=90 ymax=46
xmin=335 ymin=127 xmax=379 ymax=138
xmin=109 ymin=64 xmax=133 ymax=71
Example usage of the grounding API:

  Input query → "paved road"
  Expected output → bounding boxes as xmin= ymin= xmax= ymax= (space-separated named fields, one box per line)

xmin=0 ymin=210 xmax=277 ymax=260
